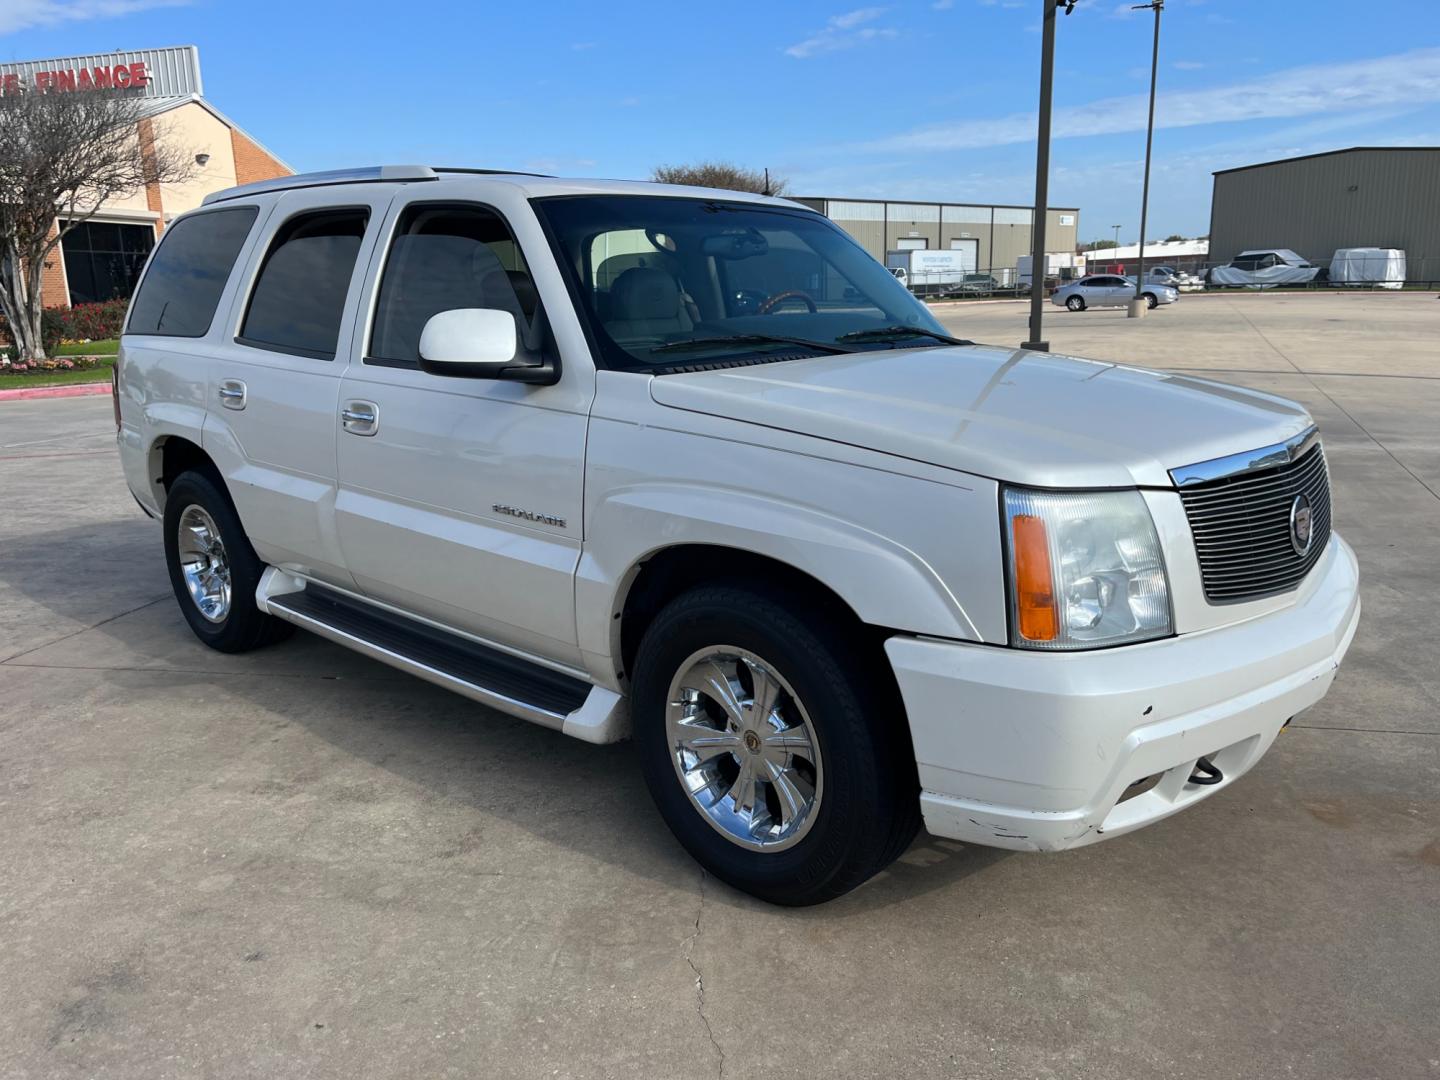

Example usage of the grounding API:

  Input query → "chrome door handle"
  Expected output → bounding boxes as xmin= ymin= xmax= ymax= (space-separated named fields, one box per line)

xmin=341 ymin=400 xmax=379 ymax=436
xmin=218 ymin=379 xmax=247 ymax=410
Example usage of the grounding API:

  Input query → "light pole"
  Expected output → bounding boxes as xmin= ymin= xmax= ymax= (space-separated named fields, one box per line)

xmin=1112 ymin=224 xmax=1122 ymax=271
xmin=1022 ymin=0 xmax=1076 ymax=352
xmin=1128 ymin=0 xmax=1162 ymax=317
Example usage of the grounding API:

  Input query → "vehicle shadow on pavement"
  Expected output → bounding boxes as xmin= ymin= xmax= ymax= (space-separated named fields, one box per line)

xmin=2 ymin=516 xmax=1013 ymax=913
xmin=0 ymin=516 xmax=166 ymax=660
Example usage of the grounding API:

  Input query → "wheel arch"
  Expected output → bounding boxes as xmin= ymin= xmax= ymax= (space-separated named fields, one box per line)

xmin=576 ymin=484 xmax=987 ymax=689
xmin=148 ymin=435 xmax=223 ymax=511
xmin=616 ymin=544 xmax=885 ymax=685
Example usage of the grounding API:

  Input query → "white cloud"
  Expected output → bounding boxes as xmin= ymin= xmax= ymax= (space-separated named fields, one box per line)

xmin=833 ymin=6 xmax=886 ymax=27
xmin=785 ymin=8 xmax=897 ymax=59
xmin=1173 ymin=60 xmax=1206 ymax=71
xmin=858 ymin=47 xmax=1440 ymax=151
xmin=932 ymin=0 xmax=954 ymax=9
xmin=0 ymin=0 xmax=190 ymax=34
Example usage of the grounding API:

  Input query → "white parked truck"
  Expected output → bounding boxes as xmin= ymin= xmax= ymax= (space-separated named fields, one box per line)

xmin=884 ymin=249 xmax=973 ymax=296
xmin=115 ymin=167 xmax=1359 ymax=905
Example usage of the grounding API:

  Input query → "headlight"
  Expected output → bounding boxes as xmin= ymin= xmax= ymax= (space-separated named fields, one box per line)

xmin=1002 ymin=487 xmax=1172 ymax=650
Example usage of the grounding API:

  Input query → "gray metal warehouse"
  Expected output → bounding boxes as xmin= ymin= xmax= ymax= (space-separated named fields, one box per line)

xmin=1209 ymin=147 xmax=1440 ymax=280
xmin=793 ymin=197 xmax=1080 ymax=281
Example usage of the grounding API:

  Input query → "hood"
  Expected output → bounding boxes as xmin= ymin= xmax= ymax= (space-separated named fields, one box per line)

xmin=648 ymin=344 xmax=1313 ymax=488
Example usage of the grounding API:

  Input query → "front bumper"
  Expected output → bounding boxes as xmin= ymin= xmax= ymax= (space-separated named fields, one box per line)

xmin=886 ymin=533 xmax=1360 ymax=852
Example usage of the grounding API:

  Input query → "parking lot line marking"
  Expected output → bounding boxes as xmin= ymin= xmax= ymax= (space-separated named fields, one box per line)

xmin=1290 ymin=724 xmax=1437 ymax=737
xmin=2 ymin=431 xmax=114 ymax=449
xmin=0 ymin=449 xmax=114 ymax=462
xmin=0 ymin=660 xmax=417 ymax=683
xmin=1165 ymin=367 xmax=1440 ymax=382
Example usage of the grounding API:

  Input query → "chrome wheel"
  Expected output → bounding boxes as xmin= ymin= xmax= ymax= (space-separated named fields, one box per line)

xmin=666 ymin=647 xmax=823 ymax=852
xmin=176 ymin=504 xmax=231 ymax=623
xmin=1066 ymin=295 xmax=1084 ymax=311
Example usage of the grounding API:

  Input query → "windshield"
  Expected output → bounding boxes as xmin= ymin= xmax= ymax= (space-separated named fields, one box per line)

xmin=533 ymin=195 xmax=951 ymax=371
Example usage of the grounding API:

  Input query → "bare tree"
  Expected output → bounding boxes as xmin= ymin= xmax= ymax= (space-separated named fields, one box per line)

xmin=652 ymin=161 xmax=789 ymax=197
xmin=0 ymin=87 xmax=193 ymax=361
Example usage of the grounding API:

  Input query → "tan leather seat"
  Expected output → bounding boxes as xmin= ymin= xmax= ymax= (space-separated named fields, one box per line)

xmin=605 ymin=267 xmax=694 ymax=342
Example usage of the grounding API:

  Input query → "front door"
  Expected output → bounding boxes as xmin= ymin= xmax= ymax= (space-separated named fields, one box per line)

xmin=333 ymin=198 xmax=590 ymax=666
xmin=205 ymin=186 xmax=392 ymax=585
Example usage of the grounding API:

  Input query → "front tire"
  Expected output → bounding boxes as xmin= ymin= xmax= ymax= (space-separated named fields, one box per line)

xmin=163 ymin=470 xmax=291 ymax=653
xmin=1144 ymin=292 xmax=1159 ymax=309
xmin=632 ymin=584 xmax=919 ymax=906
xmin=1066 ymin=295 xmax=1085 ymax=311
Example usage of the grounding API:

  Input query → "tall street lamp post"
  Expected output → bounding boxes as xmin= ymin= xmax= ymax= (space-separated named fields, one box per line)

xmin=1112 ymin=224 xmax=1122 ymax=271
xmin=1021 ymin=0 xmax=1076 ymax=352
xmin=1128 ymin=0 xmax=1163 ymax=318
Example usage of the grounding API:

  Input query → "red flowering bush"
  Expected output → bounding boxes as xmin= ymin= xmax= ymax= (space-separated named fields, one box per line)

xmin=48 ymin=299 xmax=129 ymax=343
xmin=2 ymin=299 xmax=128 ymax=359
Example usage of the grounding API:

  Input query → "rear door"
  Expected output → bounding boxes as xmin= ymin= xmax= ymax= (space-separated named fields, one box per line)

xmin=332 ymin=193 xmax=593 ymax=666
xmin=203 ymin=186 xmax=393 ymax=585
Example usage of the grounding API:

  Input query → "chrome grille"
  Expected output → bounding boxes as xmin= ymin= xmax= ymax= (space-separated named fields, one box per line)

xmin=1178 ymin=442 xmax=1332 ymax=603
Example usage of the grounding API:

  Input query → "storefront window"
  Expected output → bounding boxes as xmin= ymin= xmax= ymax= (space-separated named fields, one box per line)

xmin=60 ymin=220 xmax=156 ymax=304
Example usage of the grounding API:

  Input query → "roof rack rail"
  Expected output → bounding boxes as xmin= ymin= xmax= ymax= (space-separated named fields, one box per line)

xmin=431 ymin=166 xmax=555 ymax=178
xmin=202 ymin=165 xmax=438 ymax=206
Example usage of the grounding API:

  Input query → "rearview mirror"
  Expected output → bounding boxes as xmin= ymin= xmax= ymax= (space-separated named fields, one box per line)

xmin=418 ymin=308 xmax=518 ymax=378
xmin=702 ymin=229 xmax=769 ymax=260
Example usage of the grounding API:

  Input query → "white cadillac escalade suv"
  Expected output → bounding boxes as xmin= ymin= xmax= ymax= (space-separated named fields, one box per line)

xmin=115 ymin=167 xmax=1360 ymax=905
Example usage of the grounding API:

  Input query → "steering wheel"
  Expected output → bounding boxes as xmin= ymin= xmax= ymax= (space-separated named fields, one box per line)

xmin=756 ymin=290 xmax=817 ymax=315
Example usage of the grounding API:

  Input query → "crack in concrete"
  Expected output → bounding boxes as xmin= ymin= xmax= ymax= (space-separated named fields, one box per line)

xmin=683 ymin=869 xmax=725 ymax=1080
xmin=0 ymin=595 xmax=169 ymax=664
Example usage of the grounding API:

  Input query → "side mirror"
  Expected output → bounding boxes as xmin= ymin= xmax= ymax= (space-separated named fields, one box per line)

xmin=418 ymin=308 xmax=519 ymax=378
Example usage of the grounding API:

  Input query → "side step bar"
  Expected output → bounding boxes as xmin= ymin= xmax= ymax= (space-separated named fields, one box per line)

xmin=257 ymin=570 xmax=627 ymax=743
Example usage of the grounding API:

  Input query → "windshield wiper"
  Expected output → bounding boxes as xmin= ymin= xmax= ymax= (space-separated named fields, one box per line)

xmin=837 ymin=325 xmax=972 ymax=347
xmin=650 ymin=334 xmax=858 ymax=356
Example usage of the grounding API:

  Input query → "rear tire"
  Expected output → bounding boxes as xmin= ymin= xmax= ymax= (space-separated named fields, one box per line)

xmin=163 ymin=470 xmax=292 ymax=653
xmin=632 ymin=583 xmax=919 ymax=906
xmin=1066 ymin=295 xmax=1085 ymax=311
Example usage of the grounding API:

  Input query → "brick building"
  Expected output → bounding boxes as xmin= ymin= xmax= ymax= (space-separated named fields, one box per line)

xmin=1 ymin=46 xmax=291 ymax=310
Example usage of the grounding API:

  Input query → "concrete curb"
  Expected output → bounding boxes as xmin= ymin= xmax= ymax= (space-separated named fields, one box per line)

xmin=0 ymin=381 xmax=111 ymax=402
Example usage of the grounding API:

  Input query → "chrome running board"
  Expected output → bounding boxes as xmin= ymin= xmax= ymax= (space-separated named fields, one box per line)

xmin=256 ymin=568 xmax=628 ymax=743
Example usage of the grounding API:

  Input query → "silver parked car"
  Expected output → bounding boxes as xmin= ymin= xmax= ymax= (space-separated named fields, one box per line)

xmin=1052 ymin=274 xmax=1179 ymax=311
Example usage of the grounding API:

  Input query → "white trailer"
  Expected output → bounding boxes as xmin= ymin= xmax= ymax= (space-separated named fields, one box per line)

xmin=1017 ymin=252 xmax=1086 ymax=289
xmin=885 ymin=249 xmax=974 ymax=295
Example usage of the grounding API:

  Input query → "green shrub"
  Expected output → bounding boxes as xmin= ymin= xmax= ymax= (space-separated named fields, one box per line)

xmin=2 ymin=300 xmax=129 ymax=358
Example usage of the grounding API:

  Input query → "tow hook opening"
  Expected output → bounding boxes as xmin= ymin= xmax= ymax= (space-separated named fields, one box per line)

xmin=1118 ymin=772 xmax=1163 ymax=803
xmin=1188 ymin=756 xmax=1224 ymax=786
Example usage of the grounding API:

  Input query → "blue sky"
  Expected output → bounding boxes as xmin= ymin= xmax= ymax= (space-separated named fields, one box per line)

xmin=4 ymin=0 xmax=1437 ymax=242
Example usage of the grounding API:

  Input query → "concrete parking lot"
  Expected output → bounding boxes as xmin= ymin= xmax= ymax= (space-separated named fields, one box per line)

xmin=1 ymin=293 xmax=1437 ymax=1079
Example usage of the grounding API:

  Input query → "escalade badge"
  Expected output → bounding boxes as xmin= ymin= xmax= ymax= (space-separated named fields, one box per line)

xmin=1289 ymin=494 xmax=1314 ymax=556
xmin=493 ymin=503 xmax=567 ymax=529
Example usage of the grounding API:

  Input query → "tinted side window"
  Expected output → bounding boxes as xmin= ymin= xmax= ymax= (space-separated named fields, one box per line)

xmin=368 ymin=204 xmax=536 ymax=368
xmin=240 ymin=209 xmax=369 ymax=360
xmin=127 ymin=207 xmax=257 ymax=337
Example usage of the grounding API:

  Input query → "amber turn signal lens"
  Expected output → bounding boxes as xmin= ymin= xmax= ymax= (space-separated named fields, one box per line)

xmin=1012 ymin=514 xmax=1058 ymax=641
